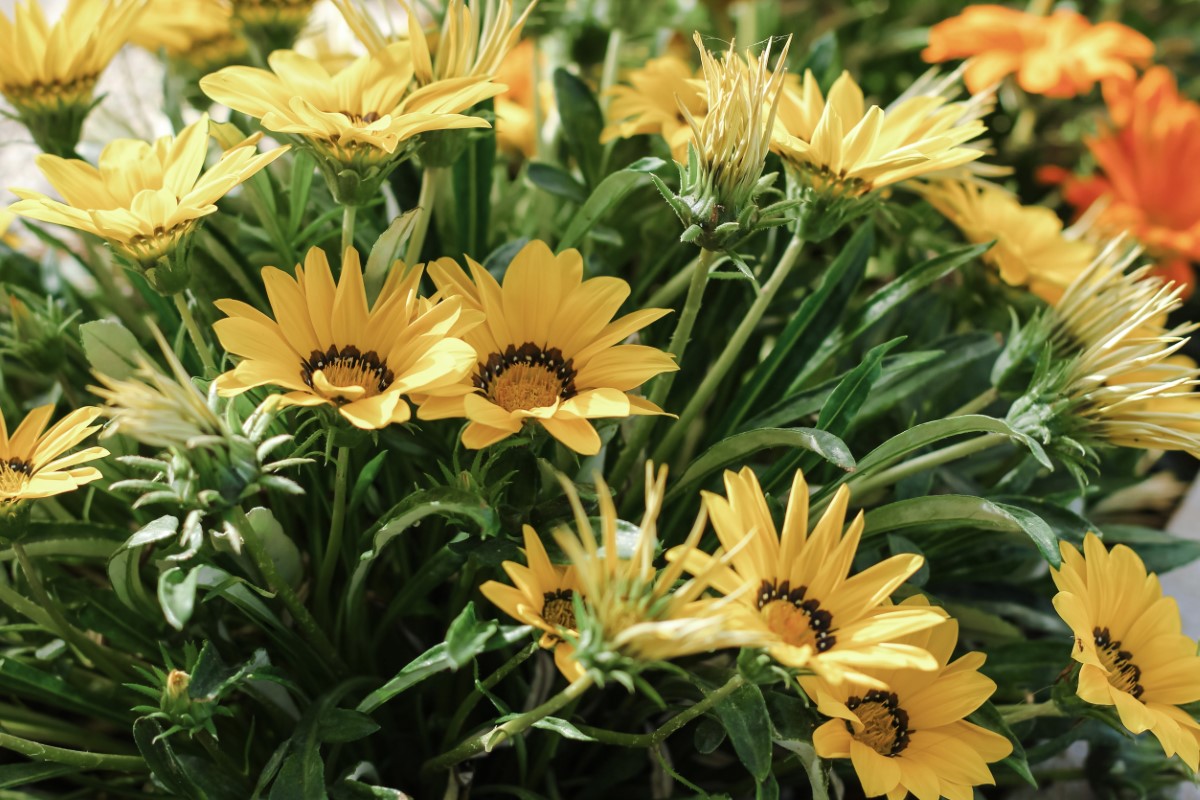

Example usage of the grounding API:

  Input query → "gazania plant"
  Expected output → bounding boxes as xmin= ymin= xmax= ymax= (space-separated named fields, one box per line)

xmin=1 ymin=0 xmax=1200 ymax=798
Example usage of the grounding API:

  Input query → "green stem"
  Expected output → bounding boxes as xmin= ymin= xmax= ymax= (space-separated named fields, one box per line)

xmin=442 ymin=642 xmax=539 ymax=749
xmin=0 ymin=728 xmax=145 ymax=772
xmin=574 ymin=673 xmax=746 ymax=747
xmin=645 ymin=252 xmax=706 ymax=309
xmin=999 ymin=700 xmax=1065 ymax=724
xmin=652 ymin=235 xmax=806 ymax=465
xmin=948 ymin=387 xmax=999 ymax=418
xmin=172 ymin=293 xmax=217 ymax=375
xmin=230 ymin=506 xmax=348 ymax=676
xmin=848 ymin=433 xmax=1010 ymax=499
xmin=596 ymin=27 xmax=624 ymax=175
xmin=423 ymin=673 xmax=594 ymax=774
xmin=316 ymin=446 xmax=351 ymax=623
xmin=610 ymin=248 xmax=716 ymax=488
xmin=796 ymin=741 xmax=830 ymax=800
xmin=404 ymin=167 xmax=439 ymax=265
xmin=341 ymin=204 xmax=357 ymax=259
xmin=202 ymin=230 xmax=265 ymax=306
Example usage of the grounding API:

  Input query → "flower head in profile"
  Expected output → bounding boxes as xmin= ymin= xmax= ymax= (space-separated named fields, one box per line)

xmin=228 ymin=0 xmax=316 ymax=52
xmin=556 ymin=464 xmax=770 ymax=676
xmin=130 ymin=0 xmax=247 ymax=77
xmin=8 ymin=115 xmax=286 ymax=295
xmin=921 ymin=179 xmax=1098 ymax=303
xmin=421 ymin=240 xmax=676 ymax=455
xmin=804 ymin=596 xmax=1013 ymax=800
xmin=668 ymin=467 xmax=944 ymax=686
xmin=1051 ymin=68 xmax=1200 ymax=290
xmin=200 ymin=44 xmax=500 ymax=204
xmin=214 ymin=246 xmax=478 ymax=430
xmin=922 ymin=5 xmax=1153 ymax=98
xmin=0 ymin=0 xmax=146 ymax=156
xmin=0 ymin=405 xmax=108 ymax=510
xmin=480 ymin=525 xmax=585 ymax=680
xmin=601 ymin=54 xmax=705 ymax=162
xmin=1052 ymin=533 xmax=1200 ymax=770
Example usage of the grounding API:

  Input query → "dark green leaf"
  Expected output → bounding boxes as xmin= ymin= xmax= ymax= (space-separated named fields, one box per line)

xmin=693 ymin=717 xmax=726 ymax=754
xmin=526 ymin=162 xmax=588 ymax=204
xmin=711 ymin=682 xmax=773 ymax=781
xmin=445 ymin=602 xmax=499 ymax=668
xmin=553 ymin=69 xmax=604 ymax=187
xmin=133 ymin=718 xmax=204 ymax=800
xmin=269 ymin=752 xmax=327 ymax=800
xmin=557 ymin=158 xmax=666 ymax=250
xmin=0 ymin=763 xmax=78 ymax=789
xmin=317 ymin=709 xmax=380 ymax=744
xmin=531 ymin=716 xmax=596 ymax=741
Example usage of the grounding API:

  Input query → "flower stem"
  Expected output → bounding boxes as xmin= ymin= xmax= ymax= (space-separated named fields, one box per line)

xmin=948 ymin=387 xmax=999 ymax=417
xmin=441 ymin=642 xmax=540 ymax=749
xmin=172 ymin=292 xmax=217 ymax=375
xmin=404 ymin=167 xmax=439 ymax=265
xmin=574 ymin=673 xmax=746 ymax=748
xmin=0 ymin=728 xmax=145 ymax=772
xmin=653 ymin=235 xmax=806 ymax=464
xmin=424 ymin=672 xmax=594 ymax=775
xmin=317 ymin=446 xmax=352 ymax=623
xmin=341 ymin=204 xmax=357 ymax=259
xmin=611 ymin=248 xmax=716 ymax=487
xmin=230 ymin=506 xmax=348 ymax=676
xmin=848 ymin=433 xmax=1010 ymax=499
xmin=999 ymin=699 xmax=1065 ymax=724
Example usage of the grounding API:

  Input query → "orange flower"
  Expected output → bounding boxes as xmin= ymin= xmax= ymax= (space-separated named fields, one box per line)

xmin=922 ymin=5 xmax=1152 ymax=98
xmin=1050 ymin=68 xmax=1200 ymax=296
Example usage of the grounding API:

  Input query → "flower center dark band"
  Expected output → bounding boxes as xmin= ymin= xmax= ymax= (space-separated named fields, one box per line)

xmin=846 ymin=691 xmax=911 ymax=756
xmin=1093 ymin=626 xmax=1145 ymax=699
xmin=756 ymin=578 xmax=837 ymax=652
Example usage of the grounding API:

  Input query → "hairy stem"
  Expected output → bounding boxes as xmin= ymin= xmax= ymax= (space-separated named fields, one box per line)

xmin=173 ymin=293 xmax=217 ymax=374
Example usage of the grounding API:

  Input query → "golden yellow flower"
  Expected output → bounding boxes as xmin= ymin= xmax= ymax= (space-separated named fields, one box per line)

xmin=1052 ymin=533 xmax=1200 ymax=770
xmin=480 ymin=524 xmax=585 ymax=681
xmin=601 ymin=54 xmax=705 ymax=162
xmin=420 ymin=240 xmax=676 ymax=455
xmin=668 ymin=467 xmax=944 ymax=686
xmin=0 ymin=0 xmax=146 ymax=155
xmin=772 ymin=69 xmax=988 ymax=198
xmin=8 ymin=114 xmax=286 ymax=294
xmin=921 ymin=179 xmax=1098 ymax=303
xmin=804 ymin=596 xmax=1013 ymax=800
xmin=199 ymin=43 xmax=499 ymax=201
xmin=0 ymin=405 xmax=108 ymax=505
xmin=214 ymin=246 xmax=478 ymax=431
xmin=130 ymin=0 xmax=247 ymax=73
xmin=494 ymin=39 xmax=539 ymax=158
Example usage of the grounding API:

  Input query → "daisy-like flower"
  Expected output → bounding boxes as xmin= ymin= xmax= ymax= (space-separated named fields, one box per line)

xmin=1052 ymin=533 xmax=1200 ymax=770
xmin=8 ymin=115 xmax=286 ymax=295
xmin=213 ymin=246 xmax=478 ymax=431
xmin=668 ymin=467 xmax=944 ymax=686
xmin=130 ymin=0 xmax=247 ymax=77
xmin=0 ymin=405 xmax=108 ymax=509
xmin=601 ymin=54 xmax=705 ymax=162
xmin=0 ymin=0 xmax=147 ymax=157
xmin=922 ymin=5 xmax=1153 ymax=98
xmin=771 ymin=69 xmax=988 ymax=202
xmin=200 ymin=43 xmax=500 ymax=204
xmin=803 ymin=596 xmax=1013 ymax=800
xmin=921 ymin=179 xmax=1098 ymax=303
xmin=229 ymin=0 xmax=316 ymax=52
xmin=480 ymin=525 xmax=585 ymax=680
xmin=420 ymin=240 xmax=676 ymax=455
xmin=1053 ymin=69 xmax=1200 ymax=288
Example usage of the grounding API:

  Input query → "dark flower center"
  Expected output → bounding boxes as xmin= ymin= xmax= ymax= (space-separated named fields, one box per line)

xmin=846 ymin=691 xmax=911 ymax=756
xmin=542 ymin=588 xmax=577 ymax=632
xmin=475 ymin=343 xmax=578 ymax=413
xmin=1093 ymin=626 xmax=1145 ymax=699
xmin=0 ymin=458 xmax=31 ymax=495
xmin=755 ymin=579 xmax=837 ymax=653
xmin=300 ymin=344 xmax=394 ymax=404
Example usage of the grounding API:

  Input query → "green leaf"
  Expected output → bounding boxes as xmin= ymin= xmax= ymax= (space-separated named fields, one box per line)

xmin=158 ymin=567 xmax=200 ymax=630
xmin=445 ymin=602 xmax=499 ymax=668
xmin=363 ymin=210 xmax=419 ymax=299
xmin=80 ymin=320 xmax=143 ymax=380
xmin=287 ymin=150 xmax=316 ymax=238
xmin=693 ymin=717 xmax=727 ymax=754
xmin=0 ymin=763 xmax=78 ymax=789
xmin=863 ymin=495 xmax=1062 ymax=565
xmin=858 ymin=333 xmax=1001 ymax=423
xmin=526 ymin=162 xmax=588 ymax=204
xmin=557 ymin=158 xmax=666 ymax=250
xmin=317 ymin=709 xmax=380 ymax=744
xmin=330 ymin=779 xmax=409 ymax=799
xmin=245 ymin=507 xmax=302 ymax=590
xmin=126 ymin=515 xmax=179 ymax=548
xmin=348 ymin=452 xmax=389 ymax=513
xmin=711 ymin=682 xmax=773 ymax=781
xmin=133 ymin=718 xmax=204 ymax=800
xmin=553 ymin=68 xmax=604 ymax=187
xmin=668 ymin=428 xmax=854 ymax=502
xmin=1099 ymin=524 xmax=1200 ymax=574
xmin=269 ymin=752 xmax=327 ymax=800
xmin=854 ymin=414 xmax=1051 ymax=475
xmin=0 ymin=659 xmax=128 ymax=725
xmin=531 ymin=716 xmax=597 ymax=741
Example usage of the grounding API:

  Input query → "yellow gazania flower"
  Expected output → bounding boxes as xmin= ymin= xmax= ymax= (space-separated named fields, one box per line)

xmin=420 ymin=240 xmax=676 ymax=455
xmin=0 ymin=0 xmax=146 ymax=155
xmin=200 ymin=43 xmax=499 ymax=200
xmin=228 ymin=0 xmax=315 ymax=48
xmin=7 ymin=114 xmax=286 ymax=294
xmin=480 ymin=524 xmax=585 ymax=681
xmin=601 ymin=54 xmax=706 ymax=162
xmin=332 ymin=0 xmax=533 ymax=87
xmin=213 ymin=246 xmax=478 ymax=431
xmin=1049 ymin=245 xmax=1200 ymax=456
xmin=129 ymin=0 xmax=247 ymax=74
xmin=1052 ymin=533 xmax=1200 ymax=770
xmin=804 ymin=596 xmax=1013 ymax=800
xmin=0 ymin=405 xmax=108 ymax=506
xmin=921 ymin=179 xmax=1098 ymax=304
xmin=668 ymin=467 xmax=944 ymax=686
xmin=772 ymin=69 xmax=988 ymax=198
